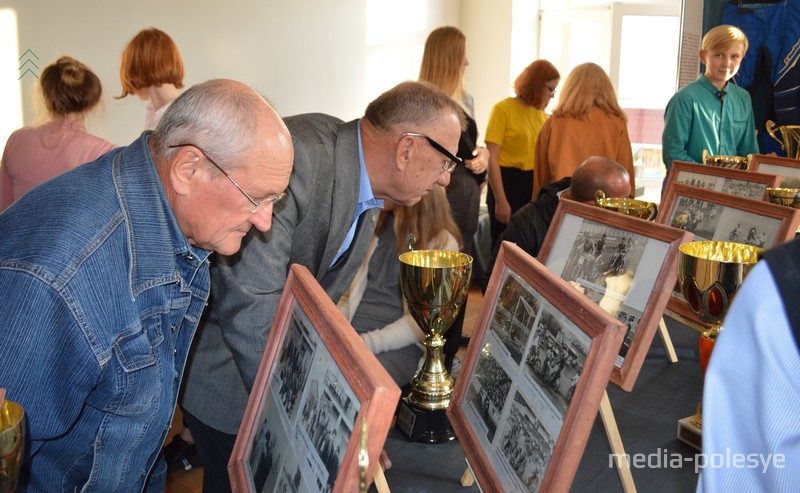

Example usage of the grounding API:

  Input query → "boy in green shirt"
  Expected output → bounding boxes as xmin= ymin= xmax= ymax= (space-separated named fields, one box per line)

xmin=662 ymin=25 xmax=759 ymax=177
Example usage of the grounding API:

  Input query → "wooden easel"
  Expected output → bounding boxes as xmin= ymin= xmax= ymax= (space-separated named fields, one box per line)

xmin=373 ymin=464 xmax=390 ymax=493
xmin=598 ymin=316 xmax=677 ymax=492
xmin=657 ymin=317 xmax=678 ymax=363
xmin=600 ymin=390 xmax=636 ymax=492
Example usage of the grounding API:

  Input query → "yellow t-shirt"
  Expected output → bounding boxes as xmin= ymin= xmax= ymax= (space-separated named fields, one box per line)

xmin=484 ymin=97 xmax=547 ymax=172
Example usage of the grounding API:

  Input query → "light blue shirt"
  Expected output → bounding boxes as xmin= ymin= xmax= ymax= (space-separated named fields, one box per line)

xmin=697 ymin=260 xmax=800 ymax=492
xmin=332 ymin=121 xmax=383 ymax=265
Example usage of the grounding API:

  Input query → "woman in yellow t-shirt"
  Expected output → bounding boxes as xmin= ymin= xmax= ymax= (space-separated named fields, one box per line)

xmin=485 ymin=59 xmax=560 ymax=244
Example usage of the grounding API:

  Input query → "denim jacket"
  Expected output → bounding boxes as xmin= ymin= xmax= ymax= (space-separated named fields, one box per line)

xmin=0 ymin=133 xmax=211 ymax=492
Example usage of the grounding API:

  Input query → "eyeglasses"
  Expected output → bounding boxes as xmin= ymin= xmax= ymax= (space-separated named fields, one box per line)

xmin=401 ymin=132 xmax=463 ymax=173
xmin=545 ymin=85 xmax=557 ymax=94
xmin=168 ymin=143 xmax=286 ymax=213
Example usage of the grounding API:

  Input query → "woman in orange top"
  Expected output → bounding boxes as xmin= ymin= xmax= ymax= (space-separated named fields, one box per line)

xmin=533 ymin=62 xmax=635 ymax=198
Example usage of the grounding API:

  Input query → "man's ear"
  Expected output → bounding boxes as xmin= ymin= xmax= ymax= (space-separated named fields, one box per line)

xmin=699 ymin=49 xmax=707 ymax=65
xmin=395 ymin=135 xmax=412 ymax=172
xmin=169 ymin=147 xmax=203 ymax=196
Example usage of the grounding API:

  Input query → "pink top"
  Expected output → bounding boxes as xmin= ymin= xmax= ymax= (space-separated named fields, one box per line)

xmin=1 ymin=120 xmax=116 ymax=211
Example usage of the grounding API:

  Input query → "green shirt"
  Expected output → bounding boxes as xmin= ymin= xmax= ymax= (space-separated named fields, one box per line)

xmin=662 ymin=75 xmax=759 ymax=171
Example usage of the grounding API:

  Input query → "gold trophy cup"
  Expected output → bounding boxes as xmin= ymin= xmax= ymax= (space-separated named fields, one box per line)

xmin=395 ymin=244 xmax=472 ymax=443
xmin=0 ymin=390 xmax=24 ymax=493
xmin=766 ymin=187 xmax=800 ymax=233
xmin=675 ymin=241 xmax=761 ymax=448
xmin=766 ymin=119 xmax=800 ymax=160
xmin=766 ymin=187 xmax=800 ymax=209
xmin=594 ymin=190 xmax=658 ymax=220
xmin=702 ymin=150 xmax=751 ymax=170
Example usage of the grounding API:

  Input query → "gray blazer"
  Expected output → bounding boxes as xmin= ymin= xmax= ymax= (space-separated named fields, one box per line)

xmin=181 ymin=114 xmax=380 ymax=433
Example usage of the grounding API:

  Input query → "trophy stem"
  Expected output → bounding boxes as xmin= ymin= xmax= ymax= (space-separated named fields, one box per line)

xmin=693 ymin=323 xmax=721 ymax=430
xmin=408 ymin=332 xmax=455 ymax=411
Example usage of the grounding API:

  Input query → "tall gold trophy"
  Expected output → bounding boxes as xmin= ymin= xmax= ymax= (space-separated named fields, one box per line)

xmin=594 ymin=190 xmax=658 ymax=220
xmin=675 ymin=241 xmax=761 ymax=449
xmin=395 ymin=240 xmax=472 ymax=443
xmin=0 ymin=390 xmax=24 ymax=493
xmin=766 ymin=119 xmax=800 ymax=160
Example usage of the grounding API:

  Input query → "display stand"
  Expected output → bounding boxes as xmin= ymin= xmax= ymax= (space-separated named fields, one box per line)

xmin=677 ymin=417 xmax=702 ymax=451
xmin=373 ymin=465 xmax=390 ymax=493
xmin=657 ymin=317 xmax=678 ymax=363
xmin=460 ymin=459 xmax=475 ymax=487
xmin=599 ymin=391 xmax=637 ymax=493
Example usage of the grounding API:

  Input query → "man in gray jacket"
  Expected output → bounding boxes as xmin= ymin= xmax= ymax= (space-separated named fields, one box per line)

xmin=179 ymin=81 xmax=465 ymax=491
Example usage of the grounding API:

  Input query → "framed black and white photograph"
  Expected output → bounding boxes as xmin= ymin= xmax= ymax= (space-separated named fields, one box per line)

xmin=536 ymin=200 xmax=691 ymax=390
xmin=750 ymin=154 xmax=800 ymax=189
xmin=228 ymin=264 xmax=400 ymax=493
xmin=448 ymin=242 xmax=625 ymax=492
xmin=656 ymin=183 xmax=800 ymax=325
xmin=664 ymin=160 xmax=780 ymax=201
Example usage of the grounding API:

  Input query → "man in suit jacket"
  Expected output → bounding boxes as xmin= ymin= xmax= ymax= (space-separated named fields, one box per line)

xmin=179 ymin=81 xmax=466 ymax=492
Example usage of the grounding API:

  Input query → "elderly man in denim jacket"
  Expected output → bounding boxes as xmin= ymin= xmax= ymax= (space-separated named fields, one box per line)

xmin=0 ymin=79 xmax=293 ymax=492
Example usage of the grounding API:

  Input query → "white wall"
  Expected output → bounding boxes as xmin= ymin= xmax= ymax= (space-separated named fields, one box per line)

xmin=0 ymin=0 xmax=515 ymax=149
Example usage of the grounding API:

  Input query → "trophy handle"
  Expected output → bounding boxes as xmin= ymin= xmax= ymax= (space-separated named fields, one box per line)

xmin=647 ymin=203 xmax=658 ymax=221
xmin=594 ymin=190 xmax=606 ymax=206
xmin=765 ymin=120 xmax=784 ymax=149
xmin=406 ymin=234 xmax=417 ymax=252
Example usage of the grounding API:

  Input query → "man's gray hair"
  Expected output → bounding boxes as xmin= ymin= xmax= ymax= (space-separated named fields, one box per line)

xmin=150 ymin=79 xmax=267 ymax=169
xmin=364 ymin=80 xmax=466 ymax=133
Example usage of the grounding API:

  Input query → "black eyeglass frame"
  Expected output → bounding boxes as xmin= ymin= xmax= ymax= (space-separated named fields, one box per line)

xmin=401 ymin=132 xmax=464 ymax=173
xmin=168 ymin=143 xmax=286 ymax=213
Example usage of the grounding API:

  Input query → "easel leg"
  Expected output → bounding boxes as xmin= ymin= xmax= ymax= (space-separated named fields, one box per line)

xmin=599 ymin=391 xmax=637 ymax=493
xmin=461 ymin=466 xmax=475 ymax=487
xmin=658 ymin=317 xmax=678 ymax=363
xmin=373 ymin=464 xmax=391 ymax=493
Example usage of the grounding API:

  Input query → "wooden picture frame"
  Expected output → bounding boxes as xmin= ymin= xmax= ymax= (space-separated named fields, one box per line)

xmin=228 ymin=264 xmax=401 ymax=493
xmin=656 ymin=183 xmax=800 ymax=326
xmin=536 ymin=200 xmax=691 ymax=391
xmin=664 ymin=160 xmax=780 ymax=201
xmin=749 ymin=154 xmax=800 ymax=189
xmin=448 ymin=242 xmax=625 ymax=493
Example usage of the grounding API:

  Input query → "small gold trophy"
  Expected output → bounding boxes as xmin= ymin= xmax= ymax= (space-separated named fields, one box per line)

xmin=766 ymin=187 xmax=800 ymax=209
xmin=675 ymin=241 xmax=761 ymax=449
xmin=0 ymin=390 xmax=24 ymax=493
xmin=766 ymin=120 xmax=800 ymax=160
xmin=766 ymin=187 xmax=800 ymax=233
xmin=395 ymin=238 xmax=472 ymax=443
xmin=702 ymin=150 xmax=751 ymax=170
xmin=594 ymin=190 xmax=658 ymax=220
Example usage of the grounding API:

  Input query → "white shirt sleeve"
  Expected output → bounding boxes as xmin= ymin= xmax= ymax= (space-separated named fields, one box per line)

xmin=358 ymin=232 xmax=460 ymax=355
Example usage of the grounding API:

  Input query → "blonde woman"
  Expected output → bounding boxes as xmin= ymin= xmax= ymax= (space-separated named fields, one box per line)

xmin=533 ymin=62 xmax=635 ymax=197
xmin=419 ymin=26 xmax=488 ymax=259
xmin=338 ymin=185 xmax=462 ymax=386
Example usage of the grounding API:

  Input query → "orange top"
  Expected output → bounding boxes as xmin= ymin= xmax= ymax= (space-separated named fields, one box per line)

xmin=534 ymin=107 xmax=634 ymax=197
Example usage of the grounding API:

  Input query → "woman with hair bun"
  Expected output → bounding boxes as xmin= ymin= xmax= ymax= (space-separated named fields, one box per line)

xmin=1 ymin=56 xmax=115 ymax=212
xmin=118 ymin=28 xmax=185 ymax=130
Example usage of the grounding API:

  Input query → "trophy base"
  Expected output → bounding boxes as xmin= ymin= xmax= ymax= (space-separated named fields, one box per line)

xmin=396 ymin=397 xmax=456 ymax=444
xmin=677 ymin=416 xmax=702 ymax=451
